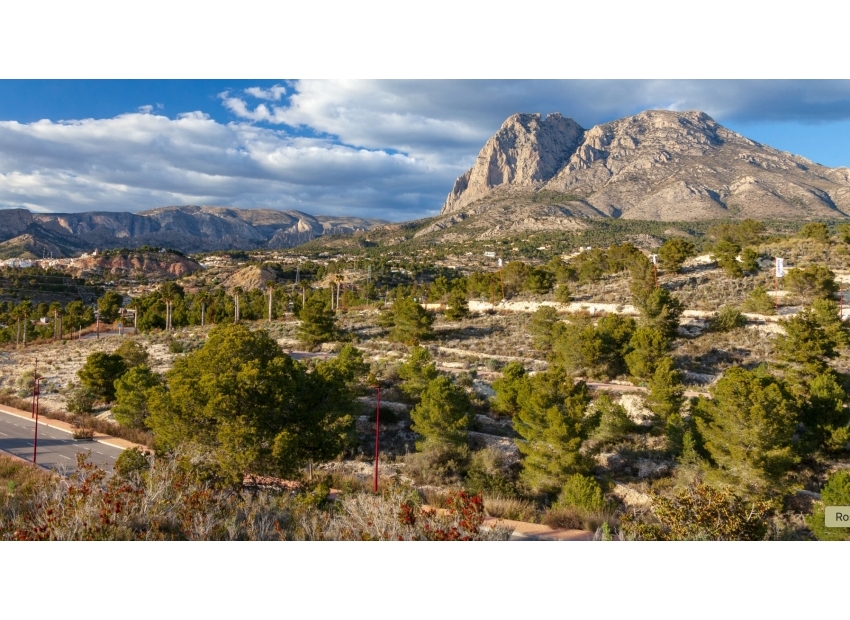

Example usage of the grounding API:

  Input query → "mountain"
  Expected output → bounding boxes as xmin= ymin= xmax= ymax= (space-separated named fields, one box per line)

xmin=0 ymin=206 xmax=388 ymax=257
xmin=439 ymin=110 xmax=850 ymax=232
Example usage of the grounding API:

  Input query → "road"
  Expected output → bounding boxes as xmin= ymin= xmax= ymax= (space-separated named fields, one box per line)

xmin=0 ymin=408 xmax=123 ymax=473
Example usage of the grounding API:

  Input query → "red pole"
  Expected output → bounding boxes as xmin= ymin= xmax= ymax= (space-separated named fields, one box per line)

xmin=373 ymin=386 xmax=381 ymax=493
xmin=31 ymin=359 xmax=38 ymax=418
xmin=33 ymin=375 xmax=40 ymax=465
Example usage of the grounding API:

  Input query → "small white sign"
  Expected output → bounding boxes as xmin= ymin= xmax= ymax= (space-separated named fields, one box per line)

xmin=497 ymin=258 xmax=503 ymax=268
xmin=775 ymin=257 xmax=785 ymax=278
xmin=650 ymin=254 xmax=658 ymax=265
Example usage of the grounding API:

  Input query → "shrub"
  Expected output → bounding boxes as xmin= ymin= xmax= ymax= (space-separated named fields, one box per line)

xmin=114 ymin=447 xmax=151 ymax=479
xmin=483 ymin=495 xmax=538 ymax=522
xmin=742 ymin=285 xmax=775 ymax=314
xmin=66 ymin=384 xmax=97 ymax=415
xmin=464 ymin=448 xmax=516 ymax=497
xmin=808 ymin=470 xmax=850 ymax=541
xmin=405 ymin=443 xmax=470 ymax=486
xmin=710 ymin=306 xmax=746 ymax=332
xmin=557 ymin=473 xmax=605 ymax=512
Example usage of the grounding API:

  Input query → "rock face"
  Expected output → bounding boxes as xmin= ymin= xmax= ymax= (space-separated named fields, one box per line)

xmin=69 ymin=251 xmax=202 ymax=280
xmin=442 ymin=109 xmax=850 ymax=222
xmin=444 ymin=113 xmax=585 ymax=213
xmin=0 ymin=205 xmax=387 ymax=257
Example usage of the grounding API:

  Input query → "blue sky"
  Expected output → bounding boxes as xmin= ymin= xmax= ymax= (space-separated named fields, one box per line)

xmin=2 ymin=80 xmax=850 ymax=221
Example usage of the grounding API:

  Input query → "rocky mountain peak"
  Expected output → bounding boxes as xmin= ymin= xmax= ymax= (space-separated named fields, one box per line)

xmin=442 ymin=112 xmax=585 ymax=213
xmin=440 ymin=108 xmax=850 ymax=222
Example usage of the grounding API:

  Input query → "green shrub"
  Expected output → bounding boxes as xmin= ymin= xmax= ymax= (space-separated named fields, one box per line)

xmin=808 ymin=470 xmax=850 ymax=541
xmin=556 ymin=473 xmax=605 ymax=512
xmin=710 ymin=306 xmax=746 ymax=332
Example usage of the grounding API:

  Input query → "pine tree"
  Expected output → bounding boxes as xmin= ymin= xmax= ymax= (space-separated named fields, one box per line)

xmin=694 ymin=366 xmax=799 ymax=499
xmin=389 ymin=296 xmax=434 ymax=344
xmin=528 ymin=305 xmax=558 ymax=351
xmin=410 ymin=376 xmax=472 ymax=450
xmin=297 ymin=295 xmax=337 ymax=347
xmin=491 ymin=361 xmax=527 ymax=415
xmin=112 ymin=365 xmax=161 ymax=428
xmin=647 ymin=356 xmax=684 ymax=421
xmin=513 ymin=366 xmax=592 ymax=494
xmin=625 ymin=326 xmax=668 ymax=380
xmin=658 ymin=238 xmax=696 ymax=273
xmin=397 ymin=346 xmax=439 ymax=400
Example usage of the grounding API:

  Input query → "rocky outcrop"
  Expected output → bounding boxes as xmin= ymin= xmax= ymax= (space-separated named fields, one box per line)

xmin=69 ymin=251 xmax=202 ymax=279
xmin=443 ymin=113 xmax=585 ymax=213
xmin=442 ymin=109 xmax=850 ymax=222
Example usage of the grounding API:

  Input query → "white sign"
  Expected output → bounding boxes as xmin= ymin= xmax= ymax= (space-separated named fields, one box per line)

xmin=650 ymin=254 xmax=658 ymax=265
xmin=775 ymin=257 xmax=785 ymax=278
xmin=497 ymin=258 xmax=503 ymax=268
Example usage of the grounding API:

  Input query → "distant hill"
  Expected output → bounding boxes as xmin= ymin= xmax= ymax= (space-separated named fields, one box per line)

xmin=428 ymin=109 xmax=850 ymax=242
xmin=0 ymin=206 xmax=388 ymax=257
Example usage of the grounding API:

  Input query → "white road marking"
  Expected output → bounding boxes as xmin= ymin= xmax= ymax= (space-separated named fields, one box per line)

xmin=58 ymin=455 xmax=71 ymax=460
xmin=0 ymin=432 xmax=8 ymax=436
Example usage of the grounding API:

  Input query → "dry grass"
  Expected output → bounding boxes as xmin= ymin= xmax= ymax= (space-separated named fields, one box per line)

xmin=482 ymin=494 xmax=539 ymax=522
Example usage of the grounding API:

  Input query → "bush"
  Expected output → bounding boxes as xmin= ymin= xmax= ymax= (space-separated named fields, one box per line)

xmin=114 ymin=447 xmax=151 ymax=479
xmin=808 ymin=470 xmax=850 ymax=541
xmin=710 ymin=306 xmax=746 ymax=332
xmin=483 ymin=495 xmax=538 ymax=522
xmin=557 ymin=473 xmax=605 ymax=512
xmin=405 ymin=443 xmax=470 ymax=486
xmin=66 ymin=384 xmax=97 ymax=415
xmin=742 ymin=285 xmax=775 ymax=314
xmin=115 ymin=340 xmax=149 ymax=369
xmin=464 ymin=448 xmax=516 ymax=497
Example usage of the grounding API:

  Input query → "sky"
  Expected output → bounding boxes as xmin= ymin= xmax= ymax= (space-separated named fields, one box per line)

xmin=2 ymin=79 xmax=850 ymax=221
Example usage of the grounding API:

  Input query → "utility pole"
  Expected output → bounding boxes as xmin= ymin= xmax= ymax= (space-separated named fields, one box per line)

xmin=373 ymin=384 xmax=381 ymax=493
xmin=31 ymin=359 xmax=38 ymax=419
xmin=95 ymin=308 xmax=100 ymax=339
xmin=650 ymin=254 xmax=659 ymax=288
xmin=775 ymin=257 xmax=784 ymax=313
xmin=33 ymin=373 xmax=41 ymax=464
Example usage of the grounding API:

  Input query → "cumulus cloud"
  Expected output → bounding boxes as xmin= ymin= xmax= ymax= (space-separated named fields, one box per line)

xmin=0 ymin=111 xmax=446 ymax=219
xmin=3 ymin=80 xmax=850 ymax=220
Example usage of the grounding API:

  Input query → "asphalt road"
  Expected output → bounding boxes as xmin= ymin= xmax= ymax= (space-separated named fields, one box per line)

xmin=0 ymin=410 xmax=123 ymax=473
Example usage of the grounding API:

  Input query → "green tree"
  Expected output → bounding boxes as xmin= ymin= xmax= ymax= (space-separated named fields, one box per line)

xmin=297 ymin=295 xmax=337 ymax=347
xmin=636 ymin=287 xmax=683 ymax=340
xmin=77 ymin=352 xmax=128 ymax=402
xmin=529 ymin=306 xmax=559 ymax=351
xmin=799 ymin=222 xmax=830 ymax=243
xmin=629 ymin=253 xmax=656 ymax=308
xmin=112 ymin=366 xmax=161 ymax=428
xmin=114 ymin=340 xmax=149 ymax=369
xmin=712 ymin=240 xmax=743 ymax=278
xmin=808 ymin=470 xmax=850 ymax=540
xmin=410 ymin=376 xmax=472 ymax=450
xmin=588 ymin=394 xmax=635 ymax=445
xmin=776 ymin=301 xmax=846 ymax=371
xmin=147 ymin=324 xmax=355 ymax=485
xmin=444 ymin=286 xmax=469 ymax=321
xmin=740 ymin=248 xmax=760 ymax=273
xmin=397 ymin=346 xmax=439 ymax=400
xmin=625 ymin=326 xmax=668 ymax=380
xmin=513 ymin=367 xmax=591 ymax=494
xmin=796 ymin=369 xmax=850 ymax=454
xmin=501 ymin=261 xmax=530 ymax=296
xmin=491 ymin=361 xmax=527 ymax=416
xmin=647 ymin=356 xmax=684 ymax=422
xmin=658 ymin=238 xmax=696 ymax=273
xmin=97 ymin=291 xmax=123 ymax=323
xmin=838 ymin=222 xmax=850 ymax=244
xmin=389 ymin=297 xmax=434 ymax=345
xmin=524 ymin=267 xmax=555 ymax=295
xmin=554 ymin=284 xmax=572 ymax=303
xmin=783 ymin=264 xmax=838 ymax=302
xmin=742 ymin=285 xmax=775 ymax=315
xmin=695 ymin=366 xmax=799 ymax=499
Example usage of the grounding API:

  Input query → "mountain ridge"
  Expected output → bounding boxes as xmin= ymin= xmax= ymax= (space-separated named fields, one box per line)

xmin=0 ymin=206 xmax=388 ymax=257
xmin=442 ymin=110 xmax=850 ymax=225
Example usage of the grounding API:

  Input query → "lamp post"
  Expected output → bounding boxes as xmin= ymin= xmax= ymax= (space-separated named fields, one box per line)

xmin=33 ymin=375 xmax=43 ymax=465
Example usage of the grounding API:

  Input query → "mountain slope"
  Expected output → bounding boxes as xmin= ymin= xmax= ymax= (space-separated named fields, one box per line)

xmin=0 ymin=206 xmax=388 ymax=257
xmin=442 ymin=110 xmax=850 ymax=224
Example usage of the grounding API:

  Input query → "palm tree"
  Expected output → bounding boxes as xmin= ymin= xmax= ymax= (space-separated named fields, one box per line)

xmin=335 ymin=274 xmax=344 ymax=312
xmin=160 ymin=282 xmax=180 ymax=331
xmin=10 ymin=304 xmax=21 ymax=347
xmin=49 ymin=302 xmax=62 ymax=341
xmin=18 ymin=299 xmax=33 ymax=347
xmin=233 ymin=287 xmax=243 ymax=323
xmin=266 ymin=281 xmax=276 ymax=323
xmin=196 ymin=289 xmax=210 ymax=327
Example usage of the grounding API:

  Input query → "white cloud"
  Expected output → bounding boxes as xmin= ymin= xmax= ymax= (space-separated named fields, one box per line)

xmin=244 ymin=84 xmax=287 ymax=101
xmin=0 ymin=111 xmax=447 ymax=219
